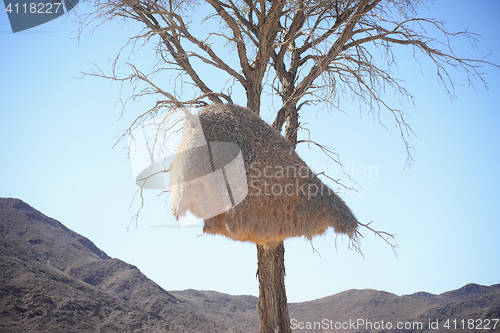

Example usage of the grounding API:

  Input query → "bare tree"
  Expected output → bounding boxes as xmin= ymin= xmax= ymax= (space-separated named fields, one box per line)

xmin=81 ymin=1 xmax=497 ymax=332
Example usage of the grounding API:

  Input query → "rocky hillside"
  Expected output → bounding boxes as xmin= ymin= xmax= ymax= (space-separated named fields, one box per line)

xmin=0 ymin=198 xmax=498 ymax=332
xmin=0 ymin=198 xmax=258 ymax=332
xmin=287 ymin=284 xmax=500 ymax=332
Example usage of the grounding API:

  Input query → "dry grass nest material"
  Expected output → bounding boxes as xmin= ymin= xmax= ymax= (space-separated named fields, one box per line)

xmin=170 ymin=104 xmax=359 ymax=246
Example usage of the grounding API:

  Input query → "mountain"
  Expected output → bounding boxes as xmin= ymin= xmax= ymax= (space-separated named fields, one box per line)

xmin=0 ymin=198 xmax=258 ymax=332
xmin=287 ymin=285 xmax=500 ymax=332
xmin=0 ymin=198 xmax=498 ymax=332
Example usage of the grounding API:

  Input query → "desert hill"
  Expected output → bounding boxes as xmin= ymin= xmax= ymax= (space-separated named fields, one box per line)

xmin=0 ymin=198 xmax=256 ymax=332
xmin=0 ymin=198 xmax=498 ymax=332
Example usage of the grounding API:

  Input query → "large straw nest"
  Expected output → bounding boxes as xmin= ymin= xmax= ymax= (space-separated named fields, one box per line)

xmin=170 ymin=104 xmax=359 ymax=246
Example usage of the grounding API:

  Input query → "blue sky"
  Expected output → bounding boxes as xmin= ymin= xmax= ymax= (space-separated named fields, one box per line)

xmin=1 ymin=0 xmax=499 ymax=303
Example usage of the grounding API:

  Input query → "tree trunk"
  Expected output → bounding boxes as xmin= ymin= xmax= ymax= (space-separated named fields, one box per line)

xmin=246 ymin=86 xmax=262 ymax=117
xmin=284 ymin=107 xmax=299 ymax=150
xmin=256 ymin=241 xmax=291 ymax=333
xmin=252 ymin=82 xmax=292 ymax=333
